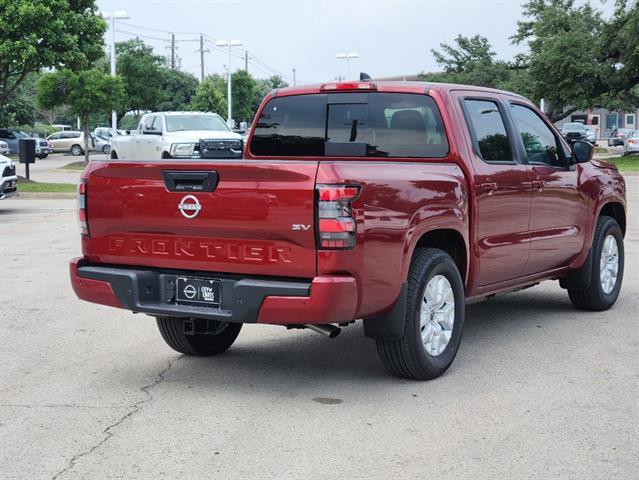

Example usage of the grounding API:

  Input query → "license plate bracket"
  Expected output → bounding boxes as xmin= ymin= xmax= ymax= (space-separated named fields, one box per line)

xmin=175 ymin=277 xmax=221 ymax=308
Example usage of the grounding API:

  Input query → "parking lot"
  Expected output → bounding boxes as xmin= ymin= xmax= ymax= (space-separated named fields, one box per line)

xmin=0 ymin=176 xmax=637 ymax=479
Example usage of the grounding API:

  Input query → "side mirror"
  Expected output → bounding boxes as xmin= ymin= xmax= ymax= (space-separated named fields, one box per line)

xmin=572 ymin=140 xmax=593 ymax=163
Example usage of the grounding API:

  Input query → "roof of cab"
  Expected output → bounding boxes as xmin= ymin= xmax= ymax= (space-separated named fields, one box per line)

xmin=272 ymin=81 xmax=526 ymax=100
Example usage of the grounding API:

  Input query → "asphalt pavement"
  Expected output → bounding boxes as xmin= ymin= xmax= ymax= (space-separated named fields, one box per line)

xmin=0 ymin=177 xmax=637 ymax=479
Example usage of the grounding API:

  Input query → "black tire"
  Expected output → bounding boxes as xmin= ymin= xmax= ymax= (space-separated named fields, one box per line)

xmin=156 ymin=317 xmax=242 ymax=356
xmin=71 ymin=144 xmax=83 ymax=156
xmin=568 ymin=216 xmax=624 ymax=311
xmin=110 ymin=150 xmax=118 ymax=159
xmin=102 ymin=145 xmax=110 ymax=154
xmin=376 ymin=248 xmax=465 ymax=380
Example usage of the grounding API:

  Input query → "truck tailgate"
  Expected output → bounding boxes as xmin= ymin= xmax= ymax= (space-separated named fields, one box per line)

xmin=82 ymin=160 xmax=318 ymax=278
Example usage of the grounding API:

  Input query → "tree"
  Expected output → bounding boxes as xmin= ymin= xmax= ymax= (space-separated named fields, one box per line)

xmin=512 ymin=0 xmax=605 ymax=121
xmin=0 ymin=0 xmax=106 ymax=114
xmin=37 ymin=69 xmax=125 ymax=163
xmin=115 ymin=39 xmax=165 ymax=121
xmin=190 ymin=75 xmax=227 ymax=115
xmin=597 ymin=0 xmax=639 ymax=110
xmin=231 ymin=70 xmax=260 ymax=123
xmin=420 ymin=35 xmax=512 ymax=89
xmin=157 ymin=69 xmax=199 ymax=112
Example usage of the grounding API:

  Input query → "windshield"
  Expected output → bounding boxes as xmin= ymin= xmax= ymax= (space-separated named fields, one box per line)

xmin=165 ymin=115 xmax=230 ymax=133
xmin=564 ymin=123 xmax=585 ymax=130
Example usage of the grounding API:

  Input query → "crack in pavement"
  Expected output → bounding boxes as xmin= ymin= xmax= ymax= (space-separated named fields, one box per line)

xmin=51 ymin=357 xmax=179 ymax=480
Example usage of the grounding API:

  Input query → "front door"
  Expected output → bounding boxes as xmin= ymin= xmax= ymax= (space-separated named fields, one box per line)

xmin=509 ymin=103 xmax=588 ymax=275
xmin=458 ymin=96 xmax=532 ymax=286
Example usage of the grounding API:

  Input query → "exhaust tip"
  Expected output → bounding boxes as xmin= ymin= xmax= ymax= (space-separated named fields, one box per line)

xmin=304 ymin=323 xmax=341 ymax=339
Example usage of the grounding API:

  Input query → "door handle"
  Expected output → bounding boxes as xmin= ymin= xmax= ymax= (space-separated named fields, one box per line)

xmin=533 ymin=180 xmax=545 ymax=191
xmin=477 ymin=182 xmax=498 ymax=193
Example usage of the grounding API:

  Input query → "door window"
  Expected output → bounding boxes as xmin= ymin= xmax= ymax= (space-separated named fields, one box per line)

xmin=511 ymin=104 xmax=564 ymax=168
xmin=462 ymin=99 xmax=513 ymax=162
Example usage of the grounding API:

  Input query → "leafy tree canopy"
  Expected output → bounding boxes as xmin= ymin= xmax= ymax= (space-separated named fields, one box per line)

xmin=37 ymin=69 xmax=125 ymax=162
xmin=0 ymin=0 xmax=106 ymax=111
xmin=157 ymin=69 xmax=199 ymax=112
xmin=190 ymin=74 xmax=228 ymax=115
xmin=115 ymin=39 xmax=165 ymax=119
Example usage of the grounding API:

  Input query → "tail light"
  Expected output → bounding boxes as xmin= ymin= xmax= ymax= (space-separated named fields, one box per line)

xmin=629 ymin=139 xmax=637 ymax=144
xmin=320 ymin=82 xmax=377 ymax=91
xmin=77 ymin=179 xmax=89 ymax=236
xmin=316 ymin=184 xmax=360 ymax=250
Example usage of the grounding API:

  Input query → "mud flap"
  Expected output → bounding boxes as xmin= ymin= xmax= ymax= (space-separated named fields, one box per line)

xmin=560 ymin=248 xmax=593 ymax=290
xmin=363 ymin=283 xmax=407 ymax=340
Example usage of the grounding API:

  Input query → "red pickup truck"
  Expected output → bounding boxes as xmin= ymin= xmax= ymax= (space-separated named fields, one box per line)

xmin=70 ymin=81 xmax=626 ymax=380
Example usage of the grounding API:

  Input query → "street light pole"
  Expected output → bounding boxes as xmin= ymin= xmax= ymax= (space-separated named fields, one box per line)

xmin=216 ymin=40 xmax=242 ymax=128
xmin=336 ymin=52 xmax=359 ymax=80
xmin=102 ymin=10 xmax=129 ymax=131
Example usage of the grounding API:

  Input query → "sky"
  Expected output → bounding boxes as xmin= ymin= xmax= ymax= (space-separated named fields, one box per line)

xmin=95 ymin=0 xmax=616 ymax=85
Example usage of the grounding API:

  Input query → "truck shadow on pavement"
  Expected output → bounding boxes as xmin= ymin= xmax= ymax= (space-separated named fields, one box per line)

xmin=158 ymin=288 xmax=581 ymax=392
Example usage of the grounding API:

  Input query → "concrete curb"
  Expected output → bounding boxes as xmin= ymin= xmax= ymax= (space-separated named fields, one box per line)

xmin=11 ymin=192 xmax=76 ymax=200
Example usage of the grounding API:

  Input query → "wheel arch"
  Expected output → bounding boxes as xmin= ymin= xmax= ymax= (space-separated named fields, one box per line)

xmin=411 ymin=228 xmax=468 ymax=287
xmin=598 ymin=201 xmax=626 ymax=237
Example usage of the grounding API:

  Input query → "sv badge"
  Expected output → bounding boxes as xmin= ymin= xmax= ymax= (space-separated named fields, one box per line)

xmin=292 ymin=224 xmax=311 ymax=231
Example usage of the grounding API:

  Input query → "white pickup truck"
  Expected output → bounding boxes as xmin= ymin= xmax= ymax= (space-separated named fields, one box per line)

xmin=110 ymin=112 xmax=244 ymax=160
xmin=0 ymin=154 xmax=17 ymax=200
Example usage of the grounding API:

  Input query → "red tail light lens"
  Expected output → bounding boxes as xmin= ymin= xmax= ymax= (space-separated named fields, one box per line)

xmin=316 ymin=184 xmax=360 ymax=250
xmin=320 ymin=82 xmax=377 ymax=91
xmin=77 ymin=179 xmax=89 ymax=236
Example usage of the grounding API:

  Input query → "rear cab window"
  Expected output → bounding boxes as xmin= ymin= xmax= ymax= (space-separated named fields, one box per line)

xmin=250 ymin=92 xmax=449 ymax=158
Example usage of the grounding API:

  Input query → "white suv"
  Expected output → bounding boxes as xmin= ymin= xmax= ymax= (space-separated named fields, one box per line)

xmin=0 ymin=154 xmax=18 ymax=200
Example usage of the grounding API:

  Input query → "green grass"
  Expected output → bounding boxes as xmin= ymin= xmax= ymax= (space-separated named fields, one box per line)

xmin=57 ymin=161 xmax=87 ymax=171
xmin=604 ymin=155 xmax=639 ymax=172
xmin=18 ymin=182 xmax=76 ymax=193
xmin=593 ymin=146 xmax=608 ymax=154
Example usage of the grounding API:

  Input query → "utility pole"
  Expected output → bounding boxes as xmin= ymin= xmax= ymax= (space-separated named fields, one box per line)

xmin=216 ymin=40 xmax=242 ymax=128
xmin=197 ymin=34 xmax=209 ymax=81
xmin=170 ymin=33 xmax=176 ymax=69
xmin=292 ymin=68 xmax=296 ymax=86
xmin=245 ymin=50 xmax=249 ymax=72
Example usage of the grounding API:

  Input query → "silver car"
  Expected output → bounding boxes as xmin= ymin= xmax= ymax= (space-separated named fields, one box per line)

xmin=623 ymin=130 xmax=638 ymax=156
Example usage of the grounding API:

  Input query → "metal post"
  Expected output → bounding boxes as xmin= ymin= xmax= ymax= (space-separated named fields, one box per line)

xmin=111 ymin=16 xmax=117 ymax=130
xmin=245 ymin=50 xmax=248 ymax=72
xmin=227 ymin=45 xmax=232 ymax=126
xmin=293 ymin=68 xmax=296 ymax=86
xmin=170 ymin=33 xmax=176 ymax=69
xmin=200 ymin=35 xmax=205 ymax=81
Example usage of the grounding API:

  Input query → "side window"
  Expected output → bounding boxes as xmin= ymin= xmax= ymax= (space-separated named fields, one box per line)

xmin=511 ymin=104 xmax=563 ymax=168
xmin=463 ymin=99 xmax=513 ymax=162
xmin=144 ymin=116 xmax=157 ymax=131
xmin=49 ymin=133 xmax=61 ymax=140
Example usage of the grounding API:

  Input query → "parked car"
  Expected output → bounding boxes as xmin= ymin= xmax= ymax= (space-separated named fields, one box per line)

xmin=109 ymin=112 xmax=243 ymax=160
xmin=47 ymin=131 xmax=95 ymax=156
xmin=93 ymin=127 xmax=121 ymax=139
xmin=623 ymin=130 xmax=638 ymax=156
xmin=583 ymin=125 xmax=597 ymax=144
xmin=0 ymin=154 xmax=17 ymax=200
xmin=0 ymin=128 xmax=51 ymax=158
xmin=0 ymin=140 xmax=9 ymax=155
xmin=70 ymin=81 xmax=626 ymax=380
xmin=92 ymin=134 xmax=111 ymax=154
xmin=560 ymin=122 xmax=591 ymax=143
xmin=608 ymin=128 xmax=633 ymax=146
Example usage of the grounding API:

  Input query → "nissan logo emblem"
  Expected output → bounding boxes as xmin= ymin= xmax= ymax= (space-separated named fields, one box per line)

xmin=178 ymin=195 xmax=202 ymax=219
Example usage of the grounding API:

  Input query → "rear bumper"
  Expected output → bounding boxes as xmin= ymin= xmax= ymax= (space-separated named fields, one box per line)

xmin=69 ymin=258 xmax=358 ymax=325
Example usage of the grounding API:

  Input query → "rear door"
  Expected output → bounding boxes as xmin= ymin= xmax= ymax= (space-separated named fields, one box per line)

xmin=84 ymin=160 xmax=319 ymax=278
xmin=456 ymin=94 xmax=532 ymax=286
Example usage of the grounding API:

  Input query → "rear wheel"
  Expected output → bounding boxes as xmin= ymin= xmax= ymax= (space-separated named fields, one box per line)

xmin=156 ymin=317 xmax=242 ymax=356
xmin=376 ymin=248 xmax=465 ymax=380
xmin=568 ymin=216 xmax=624 ymax=311
xmin=70 ymin=144 xmax=83 ymax=156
